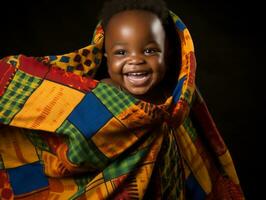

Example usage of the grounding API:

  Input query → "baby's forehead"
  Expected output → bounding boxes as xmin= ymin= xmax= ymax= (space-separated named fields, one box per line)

xmin=105 ymin=10 xmax=165 ymax=35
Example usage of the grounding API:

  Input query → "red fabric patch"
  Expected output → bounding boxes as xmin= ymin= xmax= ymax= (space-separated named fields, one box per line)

xmin=206 ymin=175 xmax=245 ymax=200
xmin=18 ymin=55 xmax=49 ymax=78
xmin=45 ymin=67 xmax=98 ymax=92
xmin=0 ymin=170 xmax=14 ymax=200
xmin=0 ymin=59 xmax=16 ymax=96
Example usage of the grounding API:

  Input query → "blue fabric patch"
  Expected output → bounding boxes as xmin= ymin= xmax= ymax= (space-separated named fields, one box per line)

xmin=176 ymin=19 xmax=186 ymax=31
xmin=48 ymin=55 xmax=57 ymax=61
xmin=7 ymin=162 xmax=48 ymax=195
xmin=68 ymin=92 xmax=113 ymax=138
xmin=59 ymin=56 xmax=70 ymax=63
xmin=185 ymin=174 xmax=205 ymax=200
xmin=172 ymin=75 xmax=186 ymax=103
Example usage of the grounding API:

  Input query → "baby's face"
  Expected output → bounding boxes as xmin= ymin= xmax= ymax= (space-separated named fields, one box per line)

xmin=105 ymin=10 xmax=166 ymax=96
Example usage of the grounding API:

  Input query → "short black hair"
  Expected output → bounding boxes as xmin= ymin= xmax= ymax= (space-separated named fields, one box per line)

xmin=97 ymin=0 xmax=181 ymax=89
xmin=100 ymin=0 xmax=169 ymax=31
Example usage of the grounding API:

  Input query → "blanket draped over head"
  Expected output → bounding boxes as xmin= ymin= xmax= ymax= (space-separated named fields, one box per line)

xmin=0 ymin=11 xmax=244 ymax=200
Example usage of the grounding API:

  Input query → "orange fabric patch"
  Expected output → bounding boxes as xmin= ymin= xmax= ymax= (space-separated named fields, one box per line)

xmin=92 ymin=118 xmax=138 ymax=158
xmin=0 ymin=126 xmax=39 ymax=168
xmin=10 ymin=80 xmax=84 ymax=132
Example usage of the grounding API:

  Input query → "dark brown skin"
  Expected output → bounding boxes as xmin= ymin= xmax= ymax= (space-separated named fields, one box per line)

xmin=103 ymin=10 xmax=170 ymax=104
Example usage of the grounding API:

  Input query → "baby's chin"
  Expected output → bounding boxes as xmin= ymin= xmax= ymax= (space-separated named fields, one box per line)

xmin=123 ymin=88 xmax=147 ymax=97
xmin=123 ymin=83 xmax=152 ymax=96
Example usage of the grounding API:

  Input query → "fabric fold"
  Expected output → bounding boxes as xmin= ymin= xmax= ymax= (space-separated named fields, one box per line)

xmin=0 ymin=11 xmax=244 ymax=200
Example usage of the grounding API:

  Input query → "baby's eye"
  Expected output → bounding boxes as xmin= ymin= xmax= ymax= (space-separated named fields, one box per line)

xmin=114 ymin=49 xmax=127 ymax=56
xmin=144 ymin=48 xmax=160 ymax=55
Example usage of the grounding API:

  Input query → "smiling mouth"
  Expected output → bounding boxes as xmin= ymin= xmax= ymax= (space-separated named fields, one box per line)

xmin=124 ymin=72 xmax=151 ymax=86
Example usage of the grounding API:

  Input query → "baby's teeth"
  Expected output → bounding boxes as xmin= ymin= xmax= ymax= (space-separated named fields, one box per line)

xmin=128 ymin=72 xmax=146 ymax=76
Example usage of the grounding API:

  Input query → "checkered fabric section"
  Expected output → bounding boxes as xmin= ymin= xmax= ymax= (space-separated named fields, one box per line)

xmin=92 ymin=82 xmax=138 ymax=116
xmin=26 ymin=131 xmax=50 ymax=152
xmin=57 ymin=120 xmax=109 ymax=169
xmin=0 ymin=70 xmax=42 ymax=124
xmin=103 ymin=148 xmax=148 ymax=181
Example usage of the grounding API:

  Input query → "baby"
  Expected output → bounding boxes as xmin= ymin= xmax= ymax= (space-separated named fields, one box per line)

xmin=99 ymin=0 xmax=180 ymax=104
xmin=0 ymin=0 xmax=245 ymax=199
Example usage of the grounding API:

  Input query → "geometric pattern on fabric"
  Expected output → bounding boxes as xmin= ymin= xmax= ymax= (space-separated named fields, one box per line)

xmin=0 ymin=126 xmax=39 ymax=169
xmin=25 ymin=131 xmax=51 ymax=152
xmin=43 ymin=43 xmax=103 ymax=77
xmin=159 ymin=129 xmax=184 ymax=199
xmin=172 ymin=75 xmax=186 ymax=103
xmin=45 ymin=67 xmax=99 ymax=93
xmin=0 ymin=10 xmax=246 ymax=200
xmin=0 ymin=58 xmax=16 ymax=96
xmin=71 ymin=173 xmax=96 ymax=199
xmin=175 ymin=125 xmax=212 ymax=194
xmin=92 ymin=117 xmax=138 ymax=159
xmin=0 ymin=70 xmax=42 ymax=124
xmin=57 ymin=120 xmax=109 ymax=169
xmin=7 ymin=161 xmax=48 ymax=196
xmin=68 ymin=92 xmax=113 ymax=139
xmin=103 ymin=147 xmax=148 ymax=181
xmin=84 ymin=163 xmax=154 ymax=200
xmin=10 ymin=80 xmax=85 ymax=132
xmin=92 ymin=82 xmax=138 ymax=116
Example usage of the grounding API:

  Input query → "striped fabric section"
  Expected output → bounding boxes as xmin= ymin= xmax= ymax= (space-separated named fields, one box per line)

xmin=159 ymin=128 xmax=184 ymax=199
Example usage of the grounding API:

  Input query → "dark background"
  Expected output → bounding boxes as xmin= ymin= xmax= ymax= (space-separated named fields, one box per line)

xmin=0 ymin=1 xmax=264 ymax=199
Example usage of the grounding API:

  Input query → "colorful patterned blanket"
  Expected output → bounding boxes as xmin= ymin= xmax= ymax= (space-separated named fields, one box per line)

xmin=0 ymin=12 xmax=244 ymax=199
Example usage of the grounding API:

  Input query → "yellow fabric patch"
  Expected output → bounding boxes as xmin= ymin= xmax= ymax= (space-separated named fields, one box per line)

xmin=92 ymin=117 xmax=138 ymax=158
xmin=85 ymin=173 xmax=113 ymax=199
xmin=10 ymin=80 xmax=84 ymax=132
xmin=0 ymin=126 xmax=39 ymax=168
xmin=117 ymin=104 xmax=152 ymax=130
xmin=176 ymin=125 xmax=212 ymax=194
xmin=84 ymin=164 xmax=154 ymax=200
xmin=218 ymin=150 xmax=240 ymax=184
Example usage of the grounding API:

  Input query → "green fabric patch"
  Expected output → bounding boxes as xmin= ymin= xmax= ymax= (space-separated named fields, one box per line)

xmin=26 ymin=131 xmax=50 ymax=152
xmin=183 ymin=118 xmax=198 ymax=141
xmin=103 ymin=147 xmax=148 ymax=181
xmin=0 ymin=70 xmax=42 ymax=124
xmin=57 ymin=120 xmax=109 ymax=170
xmin=92 ymin=82 xmax=138 ymax=116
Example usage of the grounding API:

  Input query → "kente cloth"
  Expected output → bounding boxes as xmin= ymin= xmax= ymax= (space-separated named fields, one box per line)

xmin=0 ymin=11 xmax=245 ymax=200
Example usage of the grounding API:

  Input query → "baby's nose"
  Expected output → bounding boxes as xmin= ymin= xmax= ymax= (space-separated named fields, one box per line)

xmin=128 ymin=55 xmax=145 ymax=65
